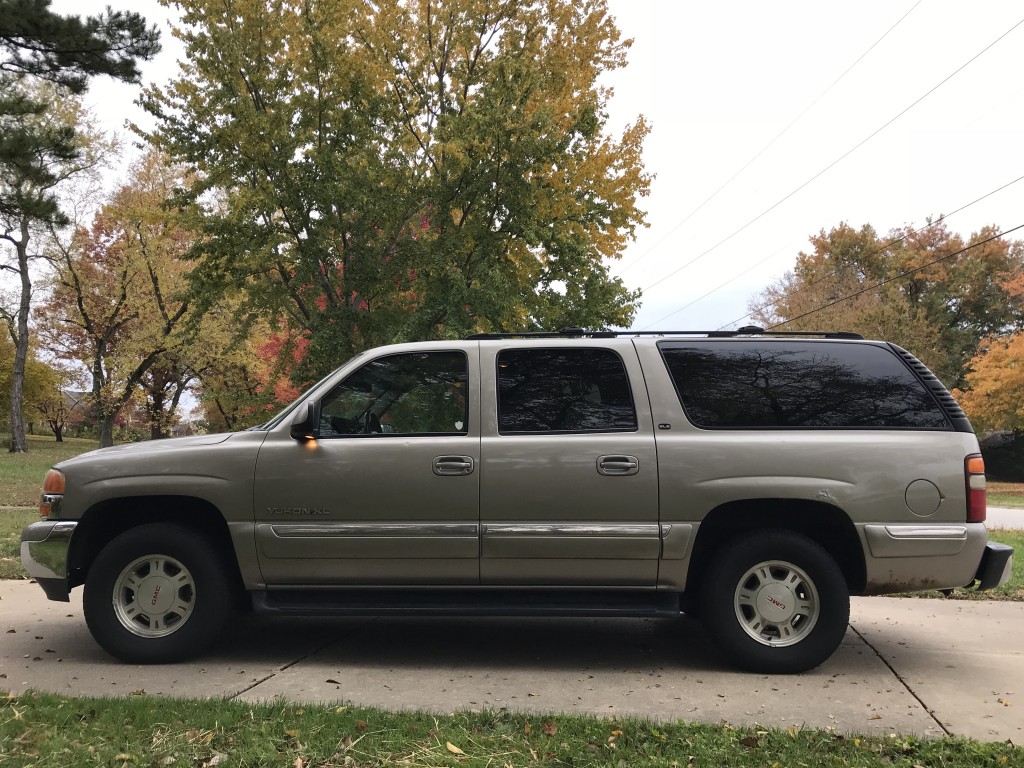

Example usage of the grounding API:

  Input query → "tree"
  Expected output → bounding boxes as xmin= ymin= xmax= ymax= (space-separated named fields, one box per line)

xmin=0 ymin=87 xmax=109 ymax=451
xmin=142 ymin=0 xmax=649 ymax=388
xmin=0 ymin=330 xmax=61 ymax=435
xmin=955 ymin=334 xmax=1024 ymax=434
xmin=750 ymin=221 xmax=1024 ymax=386
xmin=0 ymin=1 xmax=159 ymax=452
xmin=42 ymin=151 xmax=197 ymax=446
xmin=0 ymin=0 xmax=159 ymax=93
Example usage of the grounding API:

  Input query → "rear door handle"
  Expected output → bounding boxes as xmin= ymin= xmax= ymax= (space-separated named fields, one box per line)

xmin=433 ymin=456 xmax=475 ymax=476
xmin=597 ymin=455 xmax=639 ymax=476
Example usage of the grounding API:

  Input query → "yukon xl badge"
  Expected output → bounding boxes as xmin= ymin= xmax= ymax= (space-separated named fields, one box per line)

xmin=268 ymin=507 xmax=330 ymax=516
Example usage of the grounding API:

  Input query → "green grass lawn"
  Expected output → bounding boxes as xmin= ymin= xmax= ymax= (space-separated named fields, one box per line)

xmin=0 ymin=508 xmax=36 ymax=579
xmin=989 ymin=481 xmax=1024 ymax=508
xmin=1 ymin=690 xmax=1020 ymax=767
xmin=0 ymin=434 xmax=99 ymax=508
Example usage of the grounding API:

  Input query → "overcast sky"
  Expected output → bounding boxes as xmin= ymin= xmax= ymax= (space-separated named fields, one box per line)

xmin=51 ymin=0 xmax=1024 ymax=333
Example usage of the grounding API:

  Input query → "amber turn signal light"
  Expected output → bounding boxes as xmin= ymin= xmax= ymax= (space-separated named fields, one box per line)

xmin=39 ymin=469 xmax=65 ymax=518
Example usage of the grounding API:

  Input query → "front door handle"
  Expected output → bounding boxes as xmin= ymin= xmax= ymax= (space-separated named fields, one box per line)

xmin=433 ymin=455 xmax=475 ymax=476
xmin=597 ymin=455 xmax=639 ymax=476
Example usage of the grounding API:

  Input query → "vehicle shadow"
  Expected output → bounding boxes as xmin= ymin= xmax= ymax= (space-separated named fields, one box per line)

xmin=219 ymin=613 xmax=733 ymax=673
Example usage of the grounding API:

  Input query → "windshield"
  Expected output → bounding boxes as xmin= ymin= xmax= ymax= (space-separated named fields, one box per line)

xmin=253 ymin=352 xmax=365 ymax=431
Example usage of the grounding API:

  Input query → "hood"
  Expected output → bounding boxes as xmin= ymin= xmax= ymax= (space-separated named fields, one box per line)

xmin=56 ymin=433 xmax=234 ymax=469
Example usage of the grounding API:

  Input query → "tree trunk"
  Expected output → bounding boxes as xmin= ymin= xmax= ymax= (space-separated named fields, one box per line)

xmin=98 ymin=416 xmax=115 ymax=448
xmin=8 ymin=219 xmax=32 ymax=453
xmin=149 ymin=390 xmax=165 ymax=440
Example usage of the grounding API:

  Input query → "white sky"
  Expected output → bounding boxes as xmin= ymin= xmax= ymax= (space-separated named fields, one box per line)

xmin=50 ymin=0 xmax=1024 ymax=333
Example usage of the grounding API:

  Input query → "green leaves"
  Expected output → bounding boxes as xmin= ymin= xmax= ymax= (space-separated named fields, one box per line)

xmin=145 ymin=0 xmax=649 ymax=388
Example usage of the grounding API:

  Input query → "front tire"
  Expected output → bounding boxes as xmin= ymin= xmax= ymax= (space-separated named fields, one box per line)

xmin=84 ymin=523 xmax=234 ymax=663
xmin=699 ymin=530 xmax=849 ymax=674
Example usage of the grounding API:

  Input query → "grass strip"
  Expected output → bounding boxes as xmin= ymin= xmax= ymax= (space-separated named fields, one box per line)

xmin=1 ymin=690 xmax=1021 ymax=767
xmin=0 ymin=435 xmax=99 ymax=508
xmin=0 ymin=509 xmax=36 ymax=580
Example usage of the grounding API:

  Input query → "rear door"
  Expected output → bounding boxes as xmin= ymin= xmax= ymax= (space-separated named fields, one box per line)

xmin=478 ymin=340 xmax=660 ymax=585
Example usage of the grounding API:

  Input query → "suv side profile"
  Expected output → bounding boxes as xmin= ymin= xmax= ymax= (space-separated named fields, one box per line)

xmin=22 ymin=328 xmax=1013 ymax=673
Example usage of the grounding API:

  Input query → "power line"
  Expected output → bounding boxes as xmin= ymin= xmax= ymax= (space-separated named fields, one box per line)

xmin=637 ymin=13 xmax=1024 ymax=297
xmin=765 ymin=223 xmax=1024 ymax=330
xmin=708 ymin=172 xmax=1024 ymax=331
xmin=618 ymin=0 xmax=923 ymax=277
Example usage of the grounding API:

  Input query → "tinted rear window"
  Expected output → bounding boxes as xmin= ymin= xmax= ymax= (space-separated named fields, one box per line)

xmin=660 ymin=341 xmax=950 ymax=429
xmin=498 ymin=348 xmax=638 ymax=433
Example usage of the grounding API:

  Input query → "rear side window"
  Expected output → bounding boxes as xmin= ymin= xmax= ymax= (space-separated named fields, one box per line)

xmin=498 ymin=348 xmax=637 ymax=433
xmin=660 ymin=341 xmax=950 ymax=430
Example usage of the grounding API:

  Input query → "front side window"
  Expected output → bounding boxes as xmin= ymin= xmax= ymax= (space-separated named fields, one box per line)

xmin=660 ymin=341 xmax=950 ymax=429
xmin=497 ymin=348 xmax=637 ymax=434
xmin=319 ymin=351 xmax=468 ymax=437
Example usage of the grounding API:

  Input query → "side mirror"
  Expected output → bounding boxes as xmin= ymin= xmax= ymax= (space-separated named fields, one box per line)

xmin=289 ymin=401 xmax=318 ymax=441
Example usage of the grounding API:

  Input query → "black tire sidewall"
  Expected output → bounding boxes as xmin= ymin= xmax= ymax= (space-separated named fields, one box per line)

xmin=83 ymin=523 xmax=233 ymax=664
xmin=699 ymin=530 xmax=850 ymax=674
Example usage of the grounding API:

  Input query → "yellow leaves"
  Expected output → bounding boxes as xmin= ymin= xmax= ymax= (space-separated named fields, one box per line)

xmin=446 ymin=741 xmax=466 ymax=755
xmin=956 ymin=332 xmax=1024 ymax=432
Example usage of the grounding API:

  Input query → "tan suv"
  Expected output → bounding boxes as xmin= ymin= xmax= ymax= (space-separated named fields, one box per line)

xmin=22 ymin=329 xmax=1013 ymax=673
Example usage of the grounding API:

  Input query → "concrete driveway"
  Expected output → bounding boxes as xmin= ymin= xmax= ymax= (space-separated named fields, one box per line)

xmin=1 ymin=580 xmax=1020 ymax=743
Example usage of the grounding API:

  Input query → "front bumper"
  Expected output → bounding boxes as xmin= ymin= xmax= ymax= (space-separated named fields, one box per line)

xmin=20 ymin=520 xmax=78 ymax=601
xmin=975 ymin=542 xmax=1013 ymax=591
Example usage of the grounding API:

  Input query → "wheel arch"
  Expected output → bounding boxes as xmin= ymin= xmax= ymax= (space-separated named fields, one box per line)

xmin=67 ymin=496 xmax=244 ymax=598
xmin=686 ymin=498 xmax=866 ymax=594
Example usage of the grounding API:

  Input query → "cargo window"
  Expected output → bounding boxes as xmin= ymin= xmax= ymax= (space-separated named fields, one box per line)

xmin=660 ymin=341 xmax=950 ymax=430
xmin=497 ymin=348 xmax=638 ymax=433
xmin=319 ymin=351 xmax=468 ymax=436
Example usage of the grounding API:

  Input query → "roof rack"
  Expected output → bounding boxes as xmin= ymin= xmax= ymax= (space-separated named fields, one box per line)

xmin=465 ymin=326 xmax=865 ymax=340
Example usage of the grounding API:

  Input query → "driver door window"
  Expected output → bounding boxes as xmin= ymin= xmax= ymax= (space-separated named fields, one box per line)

xmin=319 ymin=351 xmax=468 ymax=437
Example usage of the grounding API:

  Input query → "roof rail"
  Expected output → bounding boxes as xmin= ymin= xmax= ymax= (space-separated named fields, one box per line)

xmin=465 ymin=326 xmax=865 ymax=340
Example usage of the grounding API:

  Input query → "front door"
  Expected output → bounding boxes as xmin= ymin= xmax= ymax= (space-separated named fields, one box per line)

xmin=253 ymin=346 xmax=480 ymax=585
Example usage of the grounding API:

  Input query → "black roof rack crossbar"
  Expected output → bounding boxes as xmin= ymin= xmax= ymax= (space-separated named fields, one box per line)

xmin=465 ymin=326 xmax=864 ymax=341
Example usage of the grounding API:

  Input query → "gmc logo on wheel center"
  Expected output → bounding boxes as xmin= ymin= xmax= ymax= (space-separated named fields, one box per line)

xmin=766 ymin=595 xmax=786 ymax=610
xmin=150 ymin=585 xmax=161 ymax=606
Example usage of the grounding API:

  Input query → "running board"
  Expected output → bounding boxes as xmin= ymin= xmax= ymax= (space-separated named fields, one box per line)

xmin=252 ymin=588 xmax=682 ymax=618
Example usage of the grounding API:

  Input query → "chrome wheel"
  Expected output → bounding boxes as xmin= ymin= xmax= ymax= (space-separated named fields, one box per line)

xmin=112 ymin=554 xmax=196 ymax=638
xmin=733 ymin=559 xmax=820 ymax=647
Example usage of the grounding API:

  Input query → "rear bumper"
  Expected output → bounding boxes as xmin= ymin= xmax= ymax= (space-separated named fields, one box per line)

xmin=975 ymin=542 xmax=1014 ymax=591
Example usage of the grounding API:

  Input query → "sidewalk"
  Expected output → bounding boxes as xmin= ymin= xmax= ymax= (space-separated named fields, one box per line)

xmin=987 ymin=505 xmax=1024 ymax=530
xmin=1 ymin=580 xmax=1020 ymax=743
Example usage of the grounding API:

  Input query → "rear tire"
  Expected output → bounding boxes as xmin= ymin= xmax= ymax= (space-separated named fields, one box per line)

xmin=84 ymin=523 xmax=235 ymax=663
xmin=699 ymin=530 xmax=849 ymax=674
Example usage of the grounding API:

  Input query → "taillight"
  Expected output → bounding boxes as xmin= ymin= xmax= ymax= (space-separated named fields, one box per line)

xmin=965 ymin=454 xmax=986 ymax=523
xmin=39 ymin=469 xmax=65 ymax=518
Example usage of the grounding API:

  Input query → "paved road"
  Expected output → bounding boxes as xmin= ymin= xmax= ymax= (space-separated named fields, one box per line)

xmin=1 ymin=580 xmax=1020 ymax=743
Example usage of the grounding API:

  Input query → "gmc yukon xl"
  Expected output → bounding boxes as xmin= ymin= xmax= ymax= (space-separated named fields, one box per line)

xmin=22 ymin=329 xmax=1014 ymax=673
